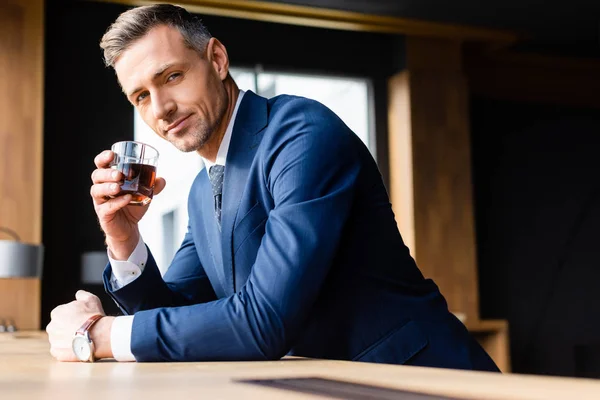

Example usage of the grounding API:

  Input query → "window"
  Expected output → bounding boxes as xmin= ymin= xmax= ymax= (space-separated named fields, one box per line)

xmin=230 ymin=67 xmax=374 ymax=151
xmin=135 ymin=68 xmax=374 ymax=273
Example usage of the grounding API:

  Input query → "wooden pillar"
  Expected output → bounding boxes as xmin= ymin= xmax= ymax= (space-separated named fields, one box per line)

xmin=388 ymin=37 xmax=510 ymax=371
xmin=0 ymin=0 xmax=44 ymax=330
xmin=389 ymin=37 xmax=479 ymax=322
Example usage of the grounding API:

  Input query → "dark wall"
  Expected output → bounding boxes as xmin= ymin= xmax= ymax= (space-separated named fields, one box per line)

xmin=42 ymin=1 xmax=402 ymax=325
xmin=262 ymin=0 xmax=600 ymax=58
xmin=43 ymin=1 xmax=134 ymax=322
xmin=472 ymin=97 xmax=600 ymax=376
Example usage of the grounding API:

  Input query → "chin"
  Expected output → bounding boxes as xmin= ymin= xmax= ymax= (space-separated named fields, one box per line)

xmin=170 ymin=134 xmax=208 ymax=153
xmin=172 ymin=141 xmax=199 ymax=153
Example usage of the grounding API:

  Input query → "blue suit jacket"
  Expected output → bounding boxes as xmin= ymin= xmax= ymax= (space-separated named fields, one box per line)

xmin=104 ymin=91 xmax=498 ymax=371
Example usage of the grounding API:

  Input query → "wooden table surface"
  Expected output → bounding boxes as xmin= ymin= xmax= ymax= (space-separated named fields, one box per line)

xmin=2 ymin=331 xmax=599 ymax=399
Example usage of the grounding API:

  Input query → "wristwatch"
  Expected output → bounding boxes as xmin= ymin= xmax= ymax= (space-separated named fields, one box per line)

xmin=72 ymin=314 xmax=104 ymax=362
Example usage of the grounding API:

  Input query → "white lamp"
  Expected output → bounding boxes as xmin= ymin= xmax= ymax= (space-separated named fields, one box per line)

xmin=0 ymin=227 xmax=44 ymax=278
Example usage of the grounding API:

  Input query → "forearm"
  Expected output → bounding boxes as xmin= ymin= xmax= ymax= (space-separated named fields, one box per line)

xmin=106 ymin=228 xmax=140 ymax=260
xmin=106 ymin=258 xmax=193 ymax=314
xmin=90 ymin=316 xmax=115 ymax=360
xmin=130 ymin=287 xmax=285 ymax=362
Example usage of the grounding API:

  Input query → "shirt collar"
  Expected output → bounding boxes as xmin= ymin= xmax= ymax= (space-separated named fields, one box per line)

xmin=203 ymin=90 xmax=245 ymax=172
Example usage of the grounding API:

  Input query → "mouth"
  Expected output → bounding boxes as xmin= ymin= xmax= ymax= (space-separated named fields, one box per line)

xmin=165 ymin=114 xmax=192 ymax=136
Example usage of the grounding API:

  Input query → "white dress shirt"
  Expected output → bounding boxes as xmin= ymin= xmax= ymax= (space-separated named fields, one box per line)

xmin=107 ymin=90 xmax=245 ymax=361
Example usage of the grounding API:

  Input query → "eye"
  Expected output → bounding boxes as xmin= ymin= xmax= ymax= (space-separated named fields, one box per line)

xmin=167 ymin=72 xmax=181 ymax=82
xmin=136 ymin=91 xmax=149 ymax=103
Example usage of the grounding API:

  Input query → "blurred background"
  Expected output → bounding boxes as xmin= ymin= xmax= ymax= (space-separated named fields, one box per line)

xmin=2 ymin=0 xmax=600 ymax=378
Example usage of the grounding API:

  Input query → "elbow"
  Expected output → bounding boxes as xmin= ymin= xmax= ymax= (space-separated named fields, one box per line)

xmin=250 ymin=323 xmax=290 ymax=361
xmin=238 ymin=286 xmax=292 ymax=361
xmin=261 ymin=341 xmax=289 ymax=361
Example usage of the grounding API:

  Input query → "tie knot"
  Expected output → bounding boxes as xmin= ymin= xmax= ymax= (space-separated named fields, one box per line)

xmin=209 ymin=165 xmax=225 ymax=197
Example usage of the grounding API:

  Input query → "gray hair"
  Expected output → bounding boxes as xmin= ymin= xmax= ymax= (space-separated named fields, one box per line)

xmin=100 ymin=4 xmax=212 ymax=68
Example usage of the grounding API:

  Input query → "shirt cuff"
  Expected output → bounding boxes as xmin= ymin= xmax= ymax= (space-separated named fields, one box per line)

xmin=108 ymin=235 xmax=148 ymax=291
xmin=110 ymin=315 xmax=136 ymax=362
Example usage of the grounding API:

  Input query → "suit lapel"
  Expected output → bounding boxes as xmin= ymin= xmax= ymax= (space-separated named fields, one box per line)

xmin=220 ymin=91 xmax=268 ymax=294
xmin=197 ymin=172 xmax=228 ymax=298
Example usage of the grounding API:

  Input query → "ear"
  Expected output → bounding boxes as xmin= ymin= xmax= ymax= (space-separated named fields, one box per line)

xmin=206 ymin=37 xmax=230 ymax=81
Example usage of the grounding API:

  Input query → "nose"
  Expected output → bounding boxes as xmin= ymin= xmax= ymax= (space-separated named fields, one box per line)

xmin=151 ymin=91 xmax=176 ymax=121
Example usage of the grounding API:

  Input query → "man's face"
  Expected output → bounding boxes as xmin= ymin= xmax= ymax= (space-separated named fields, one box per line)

xmin=115 ymin=25 xmax=227 ymax=152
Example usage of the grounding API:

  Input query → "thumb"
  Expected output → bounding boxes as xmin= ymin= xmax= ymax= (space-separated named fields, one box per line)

xmin=75 ymin=290 xmax=94 ymax=302
xmin=154 ymin=177 xmax=167 ymax=196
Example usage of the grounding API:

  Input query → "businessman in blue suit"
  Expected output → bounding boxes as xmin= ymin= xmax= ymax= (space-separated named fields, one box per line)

xmin=47 ymin=4 xmax=498 ymax=371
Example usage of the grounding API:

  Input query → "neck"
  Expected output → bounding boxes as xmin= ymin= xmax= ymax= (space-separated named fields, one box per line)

xmin=197 ymin=77 xmax=239 ymax=162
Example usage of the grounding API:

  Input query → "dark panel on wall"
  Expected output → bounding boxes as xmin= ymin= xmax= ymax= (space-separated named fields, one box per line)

xmin=262 ymin=0 xmax=600 ymax=58
xmin=201 ymin=13 xmax=398 ymax=77
xmin=472 ymin=97 xmax=600 ymax=376
xmin=43 ymin=1 xmax=134 ymax=323
xmin=42 ymin=1 xmax=402 ymax=325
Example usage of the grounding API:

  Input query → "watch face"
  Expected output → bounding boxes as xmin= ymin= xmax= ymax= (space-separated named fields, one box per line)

xmin=72 ymin=335 xmax=92 ymax=361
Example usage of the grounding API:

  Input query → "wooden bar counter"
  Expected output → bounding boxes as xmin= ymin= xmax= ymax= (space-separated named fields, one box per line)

xmin=1 ymin=331 xmax=599 ymax=399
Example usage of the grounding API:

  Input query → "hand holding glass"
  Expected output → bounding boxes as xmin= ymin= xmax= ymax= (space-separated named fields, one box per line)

xmin=109 ymin=141 xmax=159 ymax=206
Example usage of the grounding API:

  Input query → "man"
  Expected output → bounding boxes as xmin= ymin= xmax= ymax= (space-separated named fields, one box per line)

xmin=47 ymin=4 xmax=498 ymax=371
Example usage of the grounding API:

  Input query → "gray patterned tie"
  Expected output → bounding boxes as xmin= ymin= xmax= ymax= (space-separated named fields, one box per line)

xmin=209 ymin=165 xmax=225 ymax=227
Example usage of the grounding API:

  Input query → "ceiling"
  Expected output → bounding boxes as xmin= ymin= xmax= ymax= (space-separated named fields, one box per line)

xmin=262 ymin=0 xmax=600 ymax=58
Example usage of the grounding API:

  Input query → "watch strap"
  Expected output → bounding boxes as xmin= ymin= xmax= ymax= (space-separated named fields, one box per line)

xmin=76 ymin=314 xmax=103 ymax=335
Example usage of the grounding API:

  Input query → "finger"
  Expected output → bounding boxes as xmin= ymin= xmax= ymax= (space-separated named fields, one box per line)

xmin=50 ymin=304 xmax=64 ymax=320
xmin=96 ymin=194 xmax=132 ymax=217
xmin=153 ymin=177 xmax=167 ymax=196
xmin=50 ymin=346 xmax=59 ymax=359
xmin=46 ymin=323 xmax=74 ymax=341
xmin=90 ymin=182 xmax=122 ymax=205
xmin=52 ymin=338 xmax=75 ymax=352
xmin=91 ymin=168 xmax=122 ymax=184
xmin=51 ymin=347 xmax=77 ymax=362
xmin=94 ymin=150 xmax=115 ymax=169
xmin=75 ymin=290 xmax=94 ymax=302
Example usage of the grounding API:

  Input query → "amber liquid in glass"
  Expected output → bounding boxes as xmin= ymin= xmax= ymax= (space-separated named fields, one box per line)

xmin=117 ymin=163 xmax=156 ymax=205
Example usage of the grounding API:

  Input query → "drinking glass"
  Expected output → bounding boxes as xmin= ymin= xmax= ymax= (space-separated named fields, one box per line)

xmin=109 ymin=141 xmax=159 ymax=206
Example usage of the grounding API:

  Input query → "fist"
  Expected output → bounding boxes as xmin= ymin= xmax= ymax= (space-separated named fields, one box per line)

xmin=46 ymin=290 xmax=106 ymax=361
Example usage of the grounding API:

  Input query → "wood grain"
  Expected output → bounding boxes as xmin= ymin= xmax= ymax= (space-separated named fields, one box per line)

xmin=0 ymin=0 xmax=44 ymax=246
xmin=0 ymin=278 xmax=41 ymax=330
xmin=388 ymin=37 xmax=480 ymax=323
xmin=467 ymin=320 xmax=511 ymax=373
xmin=89 ymin=0 xmax=518 ymax=44
xmin=387 ymin=72 xmax=415 ymax=256
xmin=0 ymin=0 xmax=44 ymax=330
xmin=1 ymin=332 xmax=598 ymax=399
xmin=388 ymin=37 xmax=510 ymax=371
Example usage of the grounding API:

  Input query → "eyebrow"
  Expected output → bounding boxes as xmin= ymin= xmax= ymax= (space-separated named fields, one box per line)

xmin=126 ymin=63 xmax=176 ymax=98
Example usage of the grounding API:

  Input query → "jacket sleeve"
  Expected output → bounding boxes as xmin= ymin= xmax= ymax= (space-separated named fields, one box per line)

xmin=103 ymin=228 xmax=217 ymax=314
xmin=129 ymin=100 xmax=362 ymax=361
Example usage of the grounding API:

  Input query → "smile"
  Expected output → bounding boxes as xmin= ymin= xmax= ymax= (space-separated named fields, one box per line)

xmin=166 ymin=114 xmax=192 ymax=135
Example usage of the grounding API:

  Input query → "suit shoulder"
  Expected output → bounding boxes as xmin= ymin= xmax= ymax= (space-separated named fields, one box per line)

xmin=259 ymin=95 xmax=359 ymax=162
xmin=267 ymin=94 xmax=339 ymax=124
